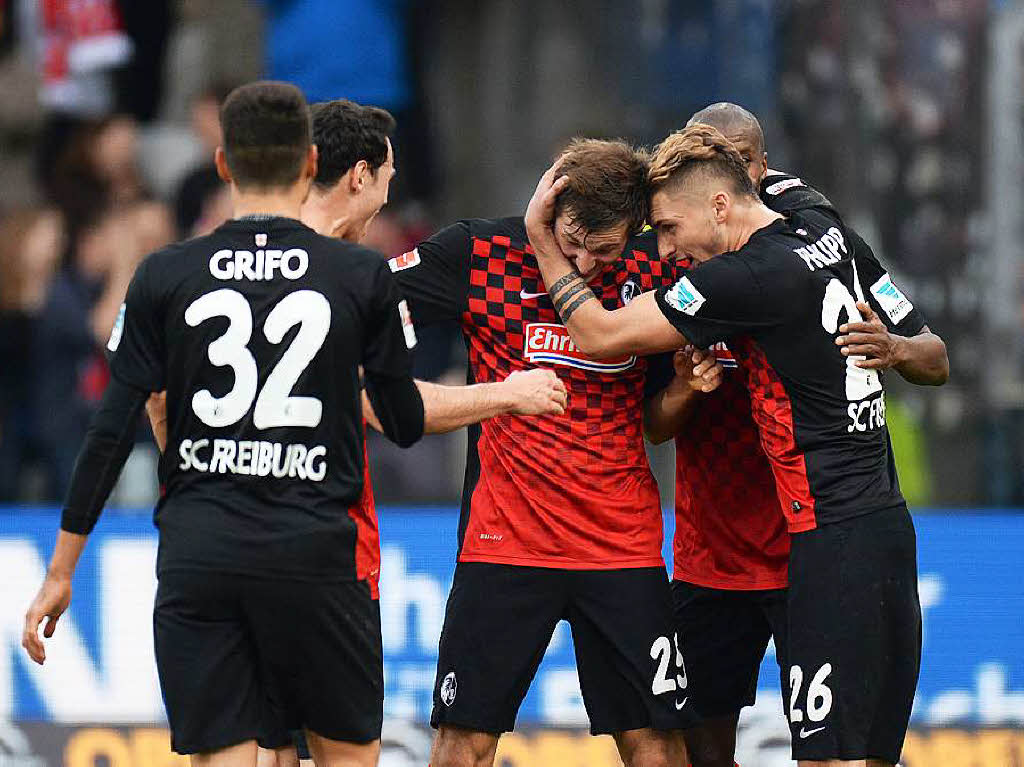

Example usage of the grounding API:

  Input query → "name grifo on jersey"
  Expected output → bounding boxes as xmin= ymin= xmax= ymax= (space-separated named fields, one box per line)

xmin=209 ymin=248 xmax=309 ymax=281
xmin=178 ymin=437 xmax=327 ymax=481
xmin=794 ymin=226 xmax=848 ymax=271
xmin=848 ymin=392 xmax=887 ymax=433
xmin=523 ymin=323 xmax=635 ymax=372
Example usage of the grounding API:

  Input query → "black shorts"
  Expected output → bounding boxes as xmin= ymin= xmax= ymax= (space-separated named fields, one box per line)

xmin=671 ymin=580 xmax=787 ymax=720
xmin=785 ymin=505 xmax=922 ymax=763
xmin=430 ymin=563 xmax=697 ymax=736
xmin=154 ymin=570 xmax=383 ymax=755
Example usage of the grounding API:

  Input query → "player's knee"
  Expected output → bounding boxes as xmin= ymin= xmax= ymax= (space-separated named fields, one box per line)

xmin=615 ymin=729 xmax=679 ymax=767
xmin=430 ymin=726 xmax=498 ymax=767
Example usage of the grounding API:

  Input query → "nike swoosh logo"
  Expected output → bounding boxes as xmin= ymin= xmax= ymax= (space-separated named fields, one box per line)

xmin=674 ymin=697 xmax=688 ymax=710
xmin=520 ymin=290 xmax=548 ymax=300
xmin=799 ymin=726 xmax=826 ymax=738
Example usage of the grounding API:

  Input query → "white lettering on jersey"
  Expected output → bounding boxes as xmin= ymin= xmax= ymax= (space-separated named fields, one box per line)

xmin=209 ymin=248 xmax=309 ymax=281
xmin=178 ymin=438 xmax=328 ymax=481
xmin=398 ymin=299 xmax=417 ymax=349
xmin=664 ymin=276 xmax=706 ymax=316
xmin=523 ymin=323 xmax=635 ymax=372
xmin=794 ymin=227 xmax=848 ymax=271
xmin=869 ymin=272 xmax=913 ymax=325
xmin=107 ymin=303 xmax=126 ymax=351
xmin=388 ymin=249 xmax=421 ymax=272
xmin=764 ymin=177 xmax=804 ymax=196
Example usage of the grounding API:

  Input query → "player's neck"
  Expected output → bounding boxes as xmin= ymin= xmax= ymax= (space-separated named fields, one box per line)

xmin=729 ymin=200 xmax=784 ymax=252
xmin=231 ymin=185 xmax=306 ymax=222
xmin=300 ymin=189 xmax=364 ymax=242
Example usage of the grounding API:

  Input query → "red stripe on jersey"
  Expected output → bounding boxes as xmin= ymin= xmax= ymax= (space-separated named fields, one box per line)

xmin=349 ymin=420 xmax=381 ymax=598
xmin=731 ymin=338 xmax=817 ymax=532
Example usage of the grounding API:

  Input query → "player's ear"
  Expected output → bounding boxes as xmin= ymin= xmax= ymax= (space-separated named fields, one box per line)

xmin=306 ymin=145 xmax=318 ymax=183
xmin=214 ymin=147 xmax=232 ymax=184
xmin=353 ymin=159 xmax=370 ymax=191
xmin=712 ymin=191 xmax=729 ymax=222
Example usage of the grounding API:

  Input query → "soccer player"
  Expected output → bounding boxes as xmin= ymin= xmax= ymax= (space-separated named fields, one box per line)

xmin=642 ymin=103 xmax=948 ymax=766
xmin=525 ymin=124 xmax=930 ymax=767
xmin=391 ymin=139 xmax=693 ymax=767
xmin=22 ymin=81 xmax=427 ymax=767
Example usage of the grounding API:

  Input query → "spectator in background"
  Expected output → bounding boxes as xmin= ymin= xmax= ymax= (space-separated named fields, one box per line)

xmin=0 ymin=207 xmax=64 ymax=500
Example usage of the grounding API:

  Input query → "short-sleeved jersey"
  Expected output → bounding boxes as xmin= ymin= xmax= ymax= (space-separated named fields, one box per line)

xmin=391 ymin=217 xmax=674 ymax=569
xmin=655 ymin=205 xmax=913 ymax=533
xmin=109 ymin=216 xmax=413 ymax=587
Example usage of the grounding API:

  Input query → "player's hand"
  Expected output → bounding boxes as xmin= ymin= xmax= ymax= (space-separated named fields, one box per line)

xmin=837 ymin=302 xmax=907 ymax=370
xmin=673 ymin=346 xmax=723 ymax=394
xmin=146 ymin=390 xmax=168 ymax=453
xmin=502 ymin=369 xmax=568 ymax=416
xmin=524 ymin=162 xmax=571 ymax=262
xmin=22 ymin=575 xmax=72 ymax=665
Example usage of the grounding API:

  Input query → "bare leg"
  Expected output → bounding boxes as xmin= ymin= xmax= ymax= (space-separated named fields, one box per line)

xmin=429 ymin=725 xmax=500 ymax=767
xmin=613 ymin=727 xmax=686 ymax=767
xmin=191 ymin=740 xmax=258 ymax=767
xmin=682 ymin=713 xmax=740 ymax=767
xmin=304 ymin=732 xmax=379 ymax=767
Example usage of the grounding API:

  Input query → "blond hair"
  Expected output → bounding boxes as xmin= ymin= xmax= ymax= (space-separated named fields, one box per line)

xmin=648 ymin=124 xmax=755 ymax=198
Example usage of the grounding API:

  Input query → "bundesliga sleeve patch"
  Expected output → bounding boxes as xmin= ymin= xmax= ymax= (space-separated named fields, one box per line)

xmin=107 ymin=302 xmax=126 ymax=351
xmin=388 ymin=248 xmax=421 ymax=273
xmin=869 ymin=273 xmax=913 ymax=324
xmin=764 ymin=177 xmax=804 ymax=196
xmin=664 ymin=276 xmax=706 ymax=316
xmin=398 ymin=299 xmax=417 ymax=349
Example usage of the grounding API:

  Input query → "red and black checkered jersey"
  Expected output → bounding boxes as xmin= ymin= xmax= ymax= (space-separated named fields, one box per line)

xmin=391 ymin=217 xmax=675 ymax=569
xmin=647 ymin=341 xmax=788 ymax=590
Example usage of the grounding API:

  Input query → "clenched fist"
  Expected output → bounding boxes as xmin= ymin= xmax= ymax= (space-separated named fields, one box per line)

xmin=502 ymin=369 xmax=569 ymax=416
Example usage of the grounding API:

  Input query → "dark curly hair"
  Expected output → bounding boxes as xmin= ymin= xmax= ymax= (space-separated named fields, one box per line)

xmin=311 ymin=99 xmax=396 ymax=190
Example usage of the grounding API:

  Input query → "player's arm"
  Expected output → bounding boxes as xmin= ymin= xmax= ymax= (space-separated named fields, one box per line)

xmin=838 ymin=306 xmax=949 ymax=385
xmin=643 ymin=348 xmax=724 ymax=444
xmin=524 ymin=168 xmax=689 ymax=357
xmin=362 ymin=261 xmax=427 ymax=447
xmin=361 ymin=369 xmax=566 ymax=435
xmin=23 ymin=376 xmax=150 ymax=664
xmin=838 ymin=229 xmax=949 ymax=386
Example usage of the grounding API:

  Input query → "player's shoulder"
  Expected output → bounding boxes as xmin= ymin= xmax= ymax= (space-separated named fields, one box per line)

xmin=759 ymin=171 xmax=836 ymax=215
xmin=466 ymin=216 xmax=528 ymax=245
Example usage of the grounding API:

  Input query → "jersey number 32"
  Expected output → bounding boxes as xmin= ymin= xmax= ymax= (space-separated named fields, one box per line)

xmin=184 ymin=288 xmax=330 ymax=429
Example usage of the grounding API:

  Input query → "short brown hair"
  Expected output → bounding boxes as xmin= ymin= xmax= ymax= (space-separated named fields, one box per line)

xmin=649 ymin=124 xmax=756 ymax=198
xmin=220 ymin=81 xmax=311 ymax=189
xmin=554 ymin=138 xmax=650 ymax=238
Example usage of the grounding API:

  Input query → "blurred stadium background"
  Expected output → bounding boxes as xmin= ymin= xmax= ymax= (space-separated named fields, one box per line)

xmin=0 ymin=1 xmax=1021 ymax=765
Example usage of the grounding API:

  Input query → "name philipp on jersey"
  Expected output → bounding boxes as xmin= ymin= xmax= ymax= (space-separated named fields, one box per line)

xmin=178 ymin=437 xmax=327 ymax=481
xmin=524 ymin=323 xmax=635 ymax=372
xmin=209 ymin=248 xmax=309 ymax=281
xmin=794 ymin=226 xmax=848 ymax=271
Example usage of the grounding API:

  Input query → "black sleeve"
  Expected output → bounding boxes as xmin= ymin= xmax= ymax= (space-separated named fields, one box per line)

xmin=108 ymin=257 xmax=166 ymax=391
xmin=362 ymin=260 xmax=425 ymax=447
xmin=850 ymin=230 xmax=928 ymax=337
xmin=654 ymin=255 xmax=793 ymax=349
xmin=387 ymin=221 xmax=472 ymax=326
xmin=61 ymin=378 xmax=149 ymax=534
xmin=364 ymin=374 xmax=425 ymax=447
xmin=644 ymin=352 xmax=675 ymax=401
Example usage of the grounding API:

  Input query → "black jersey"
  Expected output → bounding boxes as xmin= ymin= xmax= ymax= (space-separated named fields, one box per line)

xmin=654 ymin=207 xmax=909 ymax=532
xmin=108 ymin=216 xmax=415 ymax=580
xmin=760 ymin=173 xmax=928 ymax=338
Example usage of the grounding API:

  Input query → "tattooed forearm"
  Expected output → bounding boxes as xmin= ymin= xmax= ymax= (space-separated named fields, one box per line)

xmin=560 ymin=290 xmax=596 ymax=323
xmin=548 ymin=273 xmax=578 ymax=296
xmin=552 ymin=281 xmax=589 ymax=311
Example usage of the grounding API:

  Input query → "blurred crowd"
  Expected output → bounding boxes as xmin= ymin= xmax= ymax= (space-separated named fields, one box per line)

xmin=0 ymin=0 xmax=1018 ymax=506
